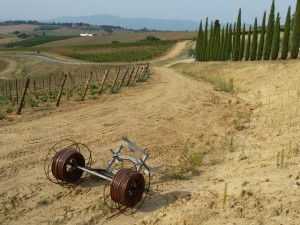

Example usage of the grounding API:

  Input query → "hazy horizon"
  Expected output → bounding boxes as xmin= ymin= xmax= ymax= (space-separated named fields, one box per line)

xmin=0 ymin=0 xmax=296 ymax=24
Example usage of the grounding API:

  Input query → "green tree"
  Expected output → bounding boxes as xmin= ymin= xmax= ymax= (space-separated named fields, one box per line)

xmin=239 ymin=23 xmax=246 ymax=60
xmin=291 ymin=0 xmax=300 ymax=59
xmin=13 ymin=31 xmax=20 ymax=36
xmin=219 ymin=27 xmax=225 ymax=60
xmin=233 ymin=8 xmax=242 ymax=61
xmin=222 ymin=23 xmax=229 ymax=61
xmin=263 ymin=0 xmax=275 ymax=60
xmin=281 ymin=7 xmax=291 ymax=60
xmin=202 ymin=18 xmax=209 ymax=61
xmin=195 ymin=20 xmax=203 ymax=61
xmin=271 ymin=13 xmax=281 ymax=60
xmin=208 ymin=21 xmax=214 ymax=60
xmin=245 ymin=26 xmax=252 ymax=61
xmin=226 ymin=24 xmax=233 ymax=60
xmin=232 ymin=23 xmax=236 ymax=59
xmin=257 ymin=11 xmax=266 ymax=60
xmin=213 ymin=24 xmax=221 ymax=60
xmin=250 ymin=18 xmax=258 ymax=61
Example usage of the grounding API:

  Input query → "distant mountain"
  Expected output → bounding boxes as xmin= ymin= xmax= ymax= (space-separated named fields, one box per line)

xmin=49 ymin=14 xmax=199 ymax=31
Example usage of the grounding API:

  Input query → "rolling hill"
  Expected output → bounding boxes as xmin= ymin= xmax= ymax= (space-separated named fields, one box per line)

xmin=49 ymin=14 xmax=199 ymax=31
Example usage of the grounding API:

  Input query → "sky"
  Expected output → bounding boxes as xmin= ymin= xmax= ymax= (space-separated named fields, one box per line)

xmin=0 ymin=0 xmax=296 ymax=24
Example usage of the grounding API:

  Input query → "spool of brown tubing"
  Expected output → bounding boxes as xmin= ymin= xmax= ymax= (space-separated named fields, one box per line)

xmin=52 ymin=148 xmax=85 ymax=183
xmin=110 ymin=168 xmax=145 ymax=207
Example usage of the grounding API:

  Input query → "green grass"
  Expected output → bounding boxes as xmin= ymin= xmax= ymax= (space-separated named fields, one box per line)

xmin=169 ymin=169 xmax=189 ymax=180
xmin=228 ymin=137 xmax=235 ymax=152
xmin=0 ymin=96 xmax=10 ymax=108
xmin=3 ymin=35 xmax=75 ymax=48
xmin=178 ymin=69 xmax=235 ymax=94
xmin=223 ymin=183 xmax=228 ymax=207
xmin=37 ymin=199 xmax=49 ymax=206
xmin=201 ymin=76 xmax=235 ymax=94
xmin=27 ymin=97 xmax=39 ymax=107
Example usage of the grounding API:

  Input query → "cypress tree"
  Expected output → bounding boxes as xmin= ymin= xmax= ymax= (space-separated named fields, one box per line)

xmin=263 ymin=0 xmax=275 ymax=60
xmin=281 ymin=6 xmax=291 ymax=60
xmin=214 ymin=25 xmax=221 ymax=60
xmin=219 ymin=27 xmax=225 ymax=60
xmin=233 ymin=8 xmax=242 ymax=61
xmin=195 ymin=20 xmax=203 ymax=61
xmin=208 ymin=21 xmax=214 ymax=60
xmin=250 ymin=18 xmax=258 ymax=60
xmin=257 ymin=11 xmax=266 ymax=60
xmin=291 ymin=0 xmax=300 ymax=59
xmin=245 ymin=26 xmax=252 ymax=61
xmin=213 ymin=20 xmax=221 ymax=60
xmin=232 ymin=23 xmax=236 ymax=59
xmin=222 ymin=23 xmax=229 ymax=61
xmin=226 ymin=24 xmax=233 ymax=60
xmin=239 ymin=23 xmax=246 ymax=61
xmin=202 ymin=18 xmax=209 ymax=61
xmin=271 ymin=13 xmax=281 ymax=60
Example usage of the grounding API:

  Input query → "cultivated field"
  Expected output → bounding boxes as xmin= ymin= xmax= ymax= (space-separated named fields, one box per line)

xmin=0 ymin=42 xmax=300 ymax=225
xmin=42 ymin=31 xmax=197 ymax=47
xmin=0 ymin=24 xmax=39 ymax=35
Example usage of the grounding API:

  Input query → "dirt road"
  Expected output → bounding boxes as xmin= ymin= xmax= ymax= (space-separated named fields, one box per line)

xmin=1 ymin=42 xmax=300 ymax=225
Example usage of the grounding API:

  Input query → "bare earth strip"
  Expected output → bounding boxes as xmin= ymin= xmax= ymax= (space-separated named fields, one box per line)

xmin=0 ymin=42 xmax=300 ymax=225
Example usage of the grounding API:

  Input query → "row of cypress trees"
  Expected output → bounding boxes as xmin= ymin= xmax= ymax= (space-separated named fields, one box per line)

xmin=195 ymin=0 xmax=300 ymax=62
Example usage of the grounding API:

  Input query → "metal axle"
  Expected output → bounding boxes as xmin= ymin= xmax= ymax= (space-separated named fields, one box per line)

xmin=76 ymin=165 xmax=114 ymax=181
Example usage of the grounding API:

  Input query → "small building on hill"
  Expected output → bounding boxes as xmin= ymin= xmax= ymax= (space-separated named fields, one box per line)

xmin=80 ymin=33 xmax=94 ymax=37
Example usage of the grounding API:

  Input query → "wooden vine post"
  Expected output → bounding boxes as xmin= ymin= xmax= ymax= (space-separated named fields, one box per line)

xmin=8 ymin=81 xmax=12 ymax=101
xmin=16 ymin=78 xmax=30 ymax=114
xmin=132 ymin=67 xmax=140 ymax=84
xmin=141 ymin=63 xmax=150 ymax=79
xmin=42 ymin=77 xmax=45 ymax=92
xmin=56 ymin=74 xmax=67 ymax=107
xmin=33 ymin=78 xmax=37 ymax=97
xmin=126 ymin=68 xmax=135 ymax=86
xmin=15 ymin=79 xmax=19 ymax=105
xmin=136 ymin=66 xmax=145 ymax=83
xmin=135 ymin=66 xmax=144 ymax=82
xmin=99 ymin=70 xmax=109 ymax=95
xmin=82 ymin=72 xmax=93 ymax=101
xmin=119 ymin=68 xmax=129 ymax=89
xmin=48 ymin=75 xmax=51 ymax=100
xmin=112 ymin=68 xmax=121 ymax=88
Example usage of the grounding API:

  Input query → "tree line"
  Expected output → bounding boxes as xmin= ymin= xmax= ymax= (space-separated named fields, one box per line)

xmin=195 ymin=0 xmax=300 ymax=61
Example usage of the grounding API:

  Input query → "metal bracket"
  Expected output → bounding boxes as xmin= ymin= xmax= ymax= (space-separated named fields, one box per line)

xmin=105 ymin=136 xmax=150 ymax=174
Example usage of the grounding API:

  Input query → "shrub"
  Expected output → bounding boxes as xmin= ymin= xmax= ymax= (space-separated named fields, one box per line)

xmin=144 ymin=35 xmax=161 ymax=41
xmin=0 ymin=113 xmax=6 ymax=120
xmin=6 ymin=107 xmax=13 ymax=114
xmin=110 ymin=86 xmax=120 ymax=94
xmin=27 ymin=98 xmax=39 ymax=107
xmin=136 ymin=72 xmax=151 ymax=83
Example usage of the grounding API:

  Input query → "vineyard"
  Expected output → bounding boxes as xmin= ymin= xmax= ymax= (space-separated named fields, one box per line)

xmin=0 ymin=62 xmax=149 ymax=117
xmin=0 ymin=39 xmax=177 ymax=63
xmin=2 ymin=36 xmax=75 ymax=48
xmin=60 ymin=40 xmax=176 ymax=62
